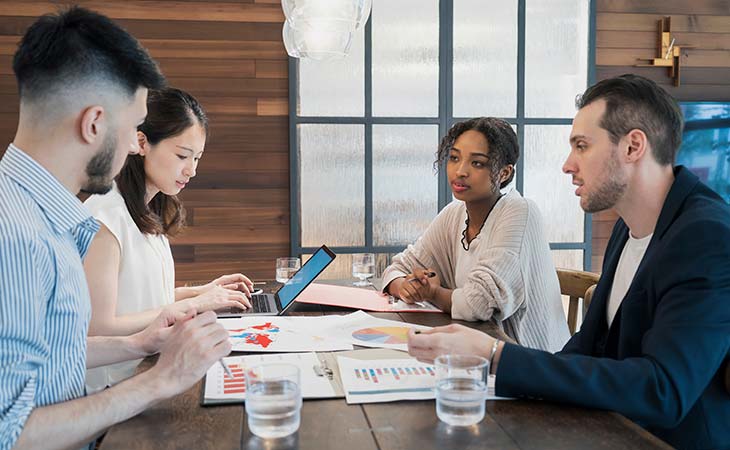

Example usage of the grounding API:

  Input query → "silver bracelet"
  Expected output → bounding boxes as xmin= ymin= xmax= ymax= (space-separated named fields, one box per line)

xmin=489 ymin=339 xmax=501 ymax=372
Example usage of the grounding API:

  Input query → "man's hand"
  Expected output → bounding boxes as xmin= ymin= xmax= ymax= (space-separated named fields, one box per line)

xmin=129 ymin=308 xmax=183 ymax=356
xmin=148 ymin=310 xmax=232 ymax=398
xmin=407 ymin=323 xmax=494 ymax=363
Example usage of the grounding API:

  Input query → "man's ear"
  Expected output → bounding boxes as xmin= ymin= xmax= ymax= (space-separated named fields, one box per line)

xmin=79 ymin=105 xmax=105 ymax=145
xmin=137 ymin=131 xmax=149 ymax=156
xmin=624 ymin=128 xmax=648 ymax=163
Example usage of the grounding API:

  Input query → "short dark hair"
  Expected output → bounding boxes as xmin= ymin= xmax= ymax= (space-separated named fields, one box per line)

xmin=117 ymin=88 xmax=209 ymax=237
xmin=576 ymin=74 xmax=683 ymax=165
xmin=436 ymin=117 xmax=519 ymax=189
xmin=13 ymin=6 xmax=165 ymax=102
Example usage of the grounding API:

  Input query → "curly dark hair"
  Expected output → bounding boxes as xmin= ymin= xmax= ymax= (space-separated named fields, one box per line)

xmin=436 ymin=117 xmax=519 ymax=189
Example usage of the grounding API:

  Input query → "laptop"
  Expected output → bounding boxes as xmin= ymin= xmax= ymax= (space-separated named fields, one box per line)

xmin=219 ymin=245 xmax=336 ymax=317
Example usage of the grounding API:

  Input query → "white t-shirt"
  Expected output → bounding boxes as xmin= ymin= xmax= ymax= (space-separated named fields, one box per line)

xmin=84 ymin=184 xmax=175 ymax=391
xmin=606 ymin=232 xmax=653 ymax=327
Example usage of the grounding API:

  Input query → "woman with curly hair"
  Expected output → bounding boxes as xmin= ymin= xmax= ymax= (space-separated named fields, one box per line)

xmin=383 ymin=117 xmax=569 ymax=352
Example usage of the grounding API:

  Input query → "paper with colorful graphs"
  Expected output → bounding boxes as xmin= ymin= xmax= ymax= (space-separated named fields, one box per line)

xmin=204 ymin=353 xmax=337 ymax=402
xmin=218 ymin=311 xmax=430 ymax=353
xmin=218 ymin=315 xmax=353 ymax=352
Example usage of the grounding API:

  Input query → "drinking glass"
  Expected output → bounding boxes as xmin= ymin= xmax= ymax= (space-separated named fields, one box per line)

xmin=276 ymin=257 xmax=301 ymax=283
xmin=434 ymin=354 xmax=489 ymax=427
xmin=351 ymin=253 xmax=375 ymax=286
xmin=245 ymin=363 xmax=302 ymax=439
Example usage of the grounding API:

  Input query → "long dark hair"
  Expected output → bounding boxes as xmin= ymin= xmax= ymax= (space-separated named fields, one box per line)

xmin=116 ymin=87 xmax=209 ymax=237
xmin=436 ymin=117 xmax=519 ymax=189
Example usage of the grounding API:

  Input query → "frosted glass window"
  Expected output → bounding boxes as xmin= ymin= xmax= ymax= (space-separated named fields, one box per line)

xmin=373 ymin=125 xmax=439 ymax=246
xmin=299 ymin=124 xmax=364 ymax=247
xmin=453 ymin=0 xmax=517 ymax=117
xmin=298 ymin=29 xmax=365 ymax=116
xmin=525 ymin=0 xmax=589 ymax=118
xmin=304 ymin=253 xmax=395 ymax=282
xmin=552 ymin=250 xmax=583 ymax=271
xmin=523 ymin=125 xmax=584 ymax=242
xmin=372 ymin=0 xmax=439 ymax=117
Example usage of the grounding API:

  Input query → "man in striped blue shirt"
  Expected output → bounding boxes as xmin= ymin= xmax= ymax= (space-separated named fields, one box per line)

xmin=0 ymin=8 xmax=233 ymax=450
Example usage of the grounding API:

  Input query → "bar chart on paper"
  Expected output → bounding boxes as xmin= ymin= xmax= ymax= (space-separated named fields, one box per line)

xmin=203 ymin=353 xmax=338 ymax=403
xmin=337 ymin=356 xmax=437 ymax=404
xmin=222 ymin=363 xmax=246 ymax=394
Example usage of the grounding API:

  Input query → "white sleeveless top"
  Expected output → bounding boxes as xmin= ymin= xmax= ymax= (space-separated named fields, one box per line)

xmin=84 ymin=184 xmax=175 ymax=391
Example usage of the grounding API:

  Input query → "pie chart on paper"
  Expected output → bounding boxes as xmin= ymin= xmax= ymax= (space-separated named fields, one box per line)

xmin=352 ymin=327 xmax=410 ymax=345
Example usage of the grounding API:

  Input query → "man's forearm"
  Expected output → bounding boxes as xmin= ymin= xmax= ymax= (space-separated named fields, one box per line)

xmin=13 ymin=369 xmax=167 ymax=450
xmin=86 ymin=335 xmax=147 ymax=369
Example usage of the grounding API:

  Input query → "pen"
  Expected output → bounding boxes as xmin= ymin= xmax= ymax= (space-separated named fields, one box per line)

xmin=408 ymin=271 xmax=436 ymax=283
xmin=220 ymin=359 xmax=234 ymax=379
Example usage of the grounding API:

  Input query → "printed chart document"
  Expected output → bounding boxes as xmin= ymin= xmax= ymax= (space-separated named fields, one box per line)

xmin=337 ymin=356 xmax=436 ymax=404
xmin=219 ymin=315 xmax=353 ymax=352
xmin=203 ymin=353 xmax=338 ymax=404
xmin=336 ymin=356 xmax=504 ymax=404
xmin=338 ymin=310 xmax=431 ymax=351
xmin=296 ymin=283 xmax=442 ymax=313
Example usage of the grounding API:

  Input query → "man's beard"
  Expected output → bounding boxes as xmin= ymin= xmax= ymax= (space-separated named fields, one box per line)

xmin=582 ymin=148 xmax=627 ymax=213
xmin=80 ymin=132 xmax=118 ymax=195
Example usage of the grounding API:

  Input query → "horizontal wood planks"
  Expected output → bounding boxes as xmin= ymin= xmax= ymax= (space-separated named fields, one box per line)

xmin=0 ymin=1 xmax=290 ymax=284
xmin=593 ymin=1 xmax=730 ymax=270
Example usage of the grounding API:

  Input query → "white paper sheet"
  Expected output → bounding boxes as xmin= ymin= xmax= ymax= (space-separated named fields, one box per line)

xmin=336 ymin=356 xmax=506 ymax=404
xmin=335 ymin=310 xmax=431 ymax=351
xmin=204 ymin=353 xmax=337 ymax=401
xmin=219 ymin=315 xmax=353 ymax=352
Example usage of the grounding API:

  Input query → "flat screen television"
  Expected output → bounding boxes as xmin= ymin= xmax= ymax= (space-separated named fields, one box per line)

xmin=676 ymin=102 xmax=730 ymax=203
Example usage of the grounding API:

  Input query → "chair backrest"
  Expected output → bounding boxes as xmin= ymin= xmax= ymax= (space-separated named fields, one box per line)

xmin=556 ymin=268 xmax=600 ymax=335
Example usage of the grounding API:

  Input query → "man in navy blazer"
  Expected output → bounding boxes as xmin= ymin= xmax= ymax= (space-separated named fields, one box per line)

xmin=408 ymin=74 xmax=730 ymax=450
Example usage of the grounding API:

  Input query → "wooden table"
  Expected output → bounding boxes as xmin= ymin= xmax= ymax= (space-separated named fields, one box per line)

xmin=99 ymin=282 xmax=671 ymax=450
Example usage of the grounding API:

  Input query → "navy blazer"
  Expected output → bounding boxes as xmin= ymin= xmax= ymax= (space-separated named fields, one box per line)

xmin=495 ymin=167 xmax=730 ymax=450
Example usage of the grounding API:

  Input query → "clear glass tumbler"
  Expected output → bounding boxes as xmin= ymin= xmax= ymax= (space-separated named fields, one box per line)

xmin=434 ymin=354 xmax=489 ymax=427
xmin=245 ymin=363 xmax=302 ymax=439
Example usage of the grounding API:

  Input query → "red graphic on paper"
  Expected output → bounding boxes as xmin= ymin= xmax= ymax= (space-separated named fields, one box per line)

xmin=228 ymin=322 xmax=280 ymax=349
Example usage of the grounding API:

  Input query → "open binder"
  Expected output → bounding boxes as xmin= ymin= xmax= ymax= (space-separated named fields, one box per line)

xmin=201 ymin=348 xmax=407 ymax=406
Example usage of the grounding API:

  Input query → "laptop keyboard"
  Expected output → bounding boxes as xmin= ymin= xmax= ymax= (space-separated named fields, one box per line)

xmin=250 ymin=294 xmax=272 ymax=313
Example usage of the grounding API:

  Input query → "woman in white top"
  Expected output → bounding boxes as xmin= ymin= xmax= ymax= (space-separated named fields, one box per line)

xmin=84 ymin=88 xmax=252 ymax=389
xmin=383 ymin=118 xmax=569 ymax=352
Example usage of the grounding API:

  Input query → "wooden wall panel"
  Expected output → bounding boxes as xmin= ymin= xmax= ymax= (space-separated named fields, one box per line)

xmin=0 ymin=1 xmax=289 ymax=285
xmin=593 ymin=0 xmax=730 ymax=270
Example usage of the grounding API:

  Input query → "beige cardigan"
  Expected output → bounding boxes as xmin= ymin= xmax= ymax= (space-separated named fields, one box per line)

xmin=382 ymin=190 xmax=570 ymax=352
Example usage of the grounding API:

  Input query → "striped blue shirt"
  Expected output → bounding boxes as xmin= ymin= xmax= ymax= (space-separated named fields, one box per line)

xmin=0 ymin=144 xmax=99 ymax=449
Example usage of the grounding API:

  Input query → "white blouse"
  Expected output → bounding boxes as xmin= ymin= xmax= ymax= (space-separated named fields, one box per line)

xmin=85 ymin=184 xmax=175 ymax=391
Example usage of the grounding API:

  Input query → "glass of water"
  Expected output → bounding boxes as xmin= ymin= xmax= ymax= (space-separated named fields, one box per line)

xmin=434 ymin=354 xmax=489 ymax=427
xmin=245 ymin=363 xmax=302 ymax=439
xmin=352 ymin=253 xmax=375 ymax=286
xmin=276 ymin=257 xmax=301 ymax=284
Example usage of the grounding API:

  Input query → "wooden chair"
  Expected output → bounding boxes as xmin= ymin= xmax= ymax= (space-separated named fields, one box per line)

xmin=556 ymin=268 xmax=600 ymax=335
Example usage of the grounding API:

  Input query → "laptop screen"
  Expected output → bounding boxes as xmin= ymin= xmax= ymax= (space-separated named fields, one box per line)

xmin=277 ymin=246 xmax=336 ymax=309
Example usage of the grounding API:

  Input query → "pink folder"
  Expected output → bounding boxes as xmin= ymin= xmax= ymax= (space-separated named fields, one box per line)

xmin=296 ymin=283 xmax=443 ymax=313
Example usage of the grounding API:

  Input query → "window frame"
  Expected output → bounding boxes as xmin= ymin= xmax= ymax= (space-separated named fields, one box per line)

xmin=288 ymin=0 xmax=597 ymax=270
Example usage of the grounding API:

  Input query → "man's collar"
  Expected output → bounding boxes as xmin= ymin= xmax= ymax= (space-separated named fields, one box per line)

xmin=0 ymin=144 xmax=93 ymax=234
